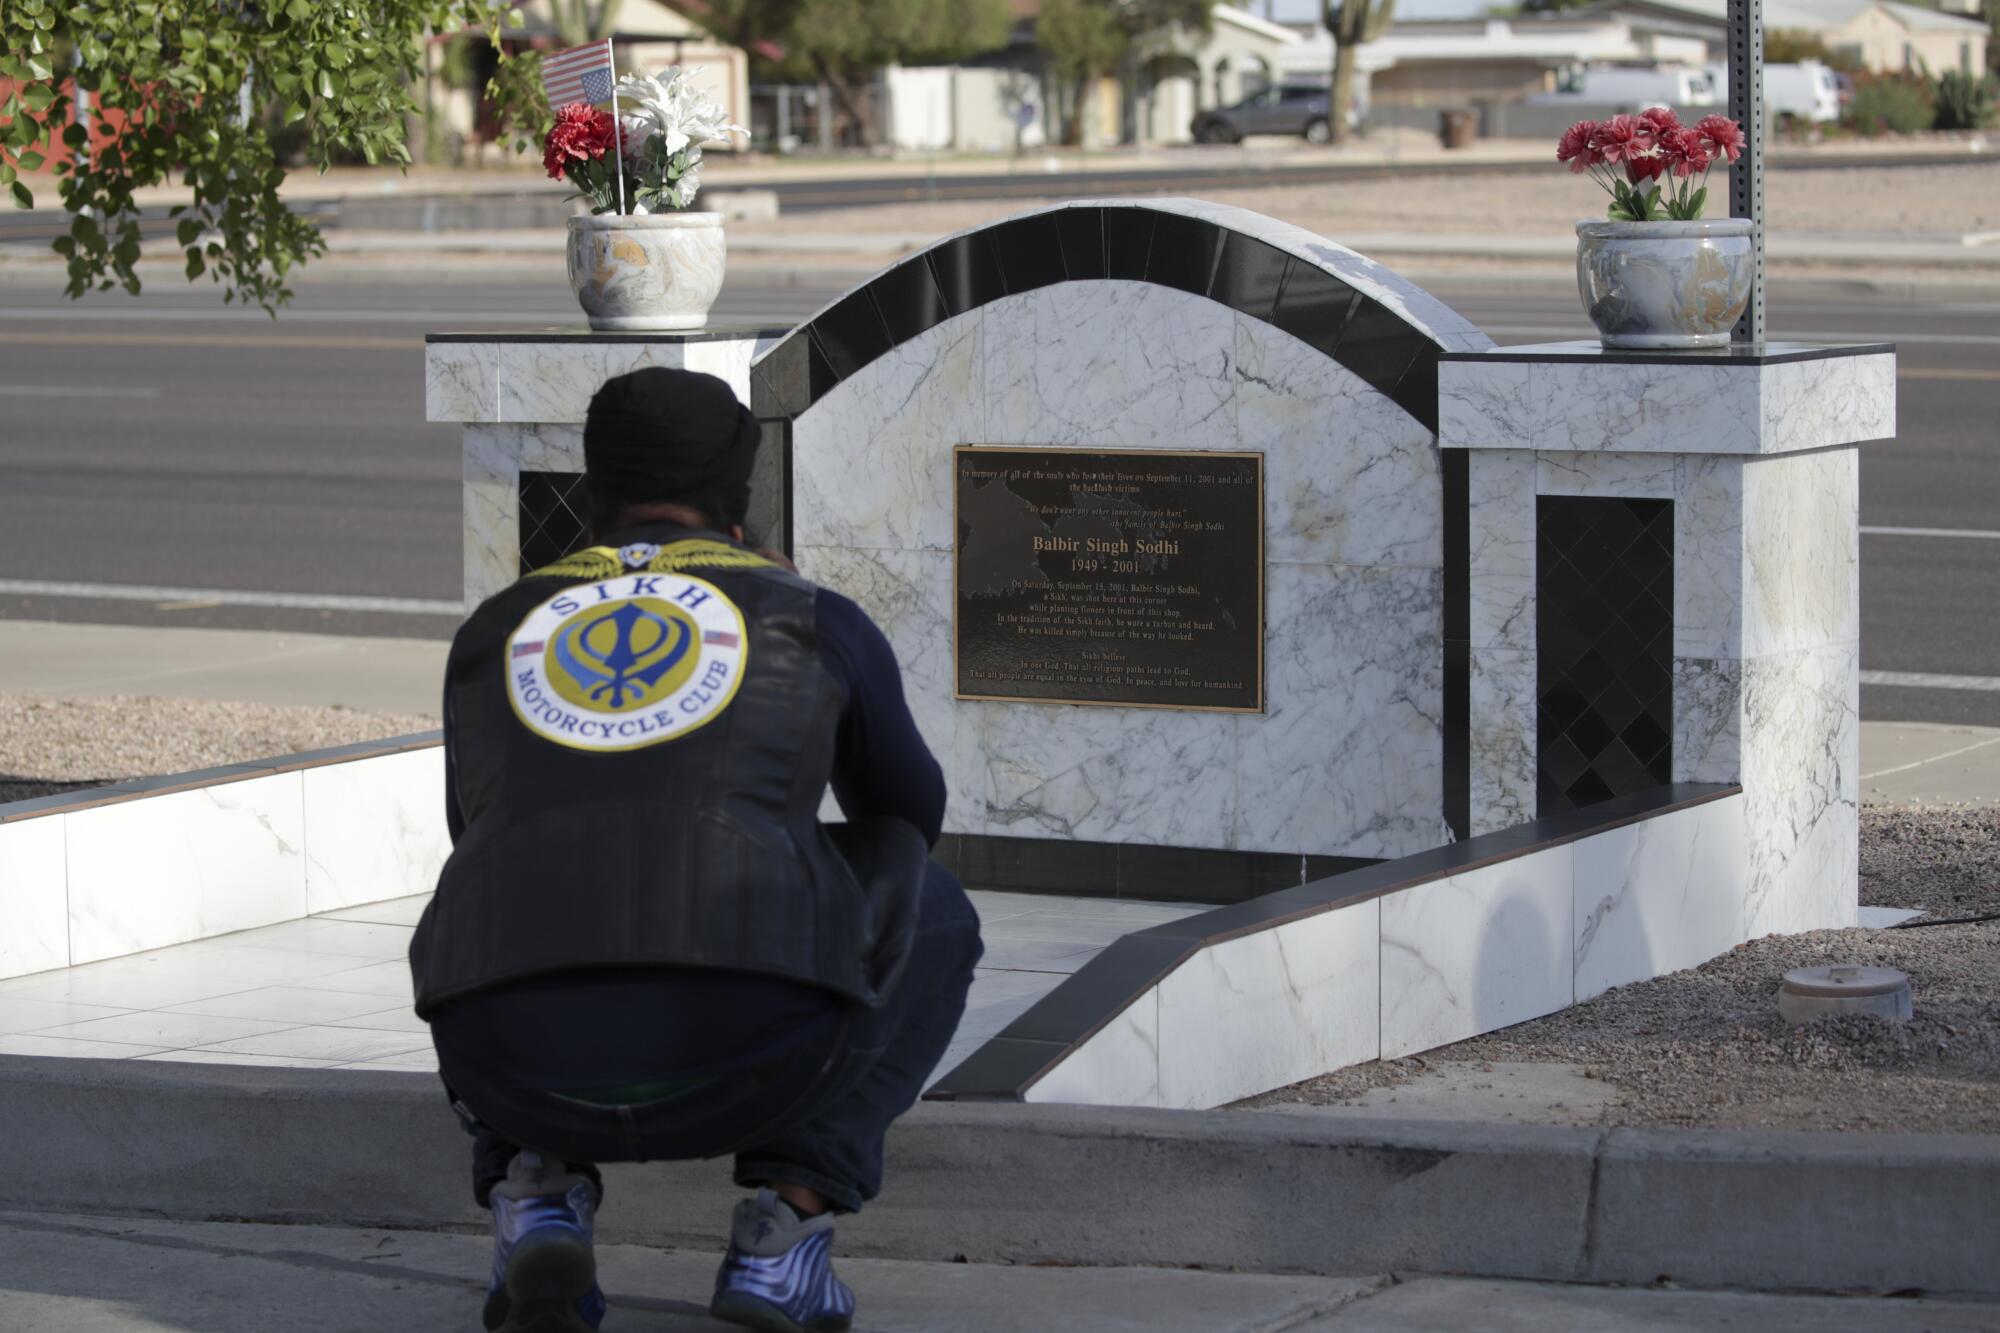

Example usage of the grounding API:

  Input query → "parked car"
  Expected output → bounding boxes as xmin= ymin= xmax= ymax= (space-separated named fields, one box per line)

xmin=1706 ymin=60 xmax=1843 ymax=125
xmin=1191 ymin=85 xmax=1335 ymax=144
xmin=1528 ymin=65 xmax=1721 ymax=110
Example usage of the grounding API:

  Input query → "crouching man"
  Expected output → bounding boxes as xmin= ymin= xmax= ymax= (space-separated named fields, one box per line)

xmin=409 ymin=367 xmax=982 ymax=1333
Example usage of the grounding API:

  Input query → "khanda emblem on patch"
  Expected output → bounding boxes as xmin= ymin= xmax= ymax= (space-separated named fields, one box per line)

xmin=552 ymin=600 xmax=694 ymax=710
xmin=505 ymin=574 xmax=749 ymax=753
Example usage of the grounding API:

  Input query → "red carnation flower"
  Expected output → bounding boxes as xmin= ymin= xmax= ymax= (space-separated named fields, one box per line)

xmin=1694 ymin=115 xmax=1745 ymax=163
xmin=1592 ymin=113 xmax=1655 ymax=164
xmin=1640 ymin=105 xmax=1682 ymax=137
xmin=1667 ymin=128 xmax=1713 ymax=177
xmin=543 ymin=103 xmax=617 ymax=182
xmin=1556 ymin=119 xmax=1601 ymax=172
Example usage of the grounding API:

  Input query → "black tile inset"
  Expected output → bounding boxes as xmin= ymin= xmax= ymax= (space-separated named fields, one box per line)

xmin=939 ymin=833 xmax=1120 ymax=899
xmin=867 ymin=257 xmax=949 ymax=346
xmin=923 ymin=1036 xmax=1066 ymax=1101
xmin=1441 ymin=446 xmax=1470 ymax=843
xmin=1103 ymin=207 xmax=1155 ymax=280
xmin=1537 ymin=496 xmax=1674 ymax=817
xmin=1117 ymin=843 xmax=1310 ymax=904
xmin=1208 ymin=235 xmax=1291 ymax=321
xmin=518 ymin=470 xmax=592 ymax=573
xmin=991 ymin=212 xmax=1068 ymax=295
xmin=1389 ymin=344 xmax=1441 ymax=435
xmin=1269 ymin=262 xmax=1361 ymax=359
xmin=925 ymin=231 xmax=1006 ymax=317
xmin=808 ymin=290 xmax=893 ymax=380
xmin=1145 ymin=211 xmax=1226 ymax=297
xmin=1331 ymin=297 xmax=1432 ymax=402
xmin=751 ymin=334 xmax=811 ymax=418
xmin=1054 ymin=207 xmax=1107 ymax=281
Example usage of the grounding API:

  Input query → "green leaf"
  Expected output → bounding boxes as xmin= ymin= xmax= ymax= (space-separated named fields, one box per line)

xmin=62 ymin=122 xmax=86 ymax=148
xmin=316 ymin=69 xmax=335 ymax=99
xmin=186 ymin=248 xmax=205 ymax=279
xmin=176 ymin=217 xmax=202 ymax=245
xmin=21 ymin=82 xmax=55 ymax=112
xmin=1689 ymin=186 xmax=1708 ymax=220
xmin=0 ymin=161 xmax=10 ymax=186
xmin=9 ymin=180 xmax=31 ymax=209
xmin=15 ymin=150 xmax=43 ymax=171
xmin=285 ymin=102 xmax=307 ymax=125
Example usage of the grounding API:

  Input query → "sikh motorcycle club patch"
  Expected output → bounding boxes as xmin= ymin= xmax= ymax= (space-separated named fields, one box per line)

xmin=505 ymin=572 xmax=748 ymax=753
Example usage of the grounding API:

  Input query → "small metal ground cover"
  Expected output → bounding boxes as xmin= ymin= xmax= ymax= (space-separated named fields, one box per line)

xmin=1778 ymin=964 xmax=1913 ymax=1026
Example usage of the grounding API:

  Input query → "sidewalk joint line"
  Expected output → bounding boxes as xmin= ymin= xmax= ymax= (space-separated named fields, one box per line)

xmin=1861 ymin=732 xmax=2000 ymax=781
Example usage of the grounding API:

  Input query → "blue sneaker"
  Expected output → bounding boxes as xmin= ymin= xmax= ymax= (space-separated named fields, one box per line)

xmin=481 ymin=1152 xmax=608 ymax=1333
xmin=710 ymin=1189 xmax=856 ymax=1333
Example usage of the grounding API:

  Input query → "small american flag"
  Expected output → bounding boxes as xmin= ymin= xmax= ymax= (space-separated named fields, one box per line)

xmin=512 ymin=640 xmax=545 ymax=658
xmin=541 ymin=39 xmax=616 ymax=108
xmin=704 ymin=631 xmax=739 ymax=648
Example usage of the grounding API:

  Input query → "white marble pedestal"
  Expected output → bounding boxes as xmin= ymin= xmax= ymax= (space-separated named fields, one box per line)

xmin=1440 ymin=340 xmax=1896 ymax=937
xmin=425 ymin=327 xmax=781 ymax=607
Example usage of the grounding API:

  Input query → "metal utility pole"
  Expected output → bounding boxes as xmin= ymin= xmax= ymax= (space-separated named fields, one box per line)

xmin=1728 ymin=0 xmax=1765 ymax=344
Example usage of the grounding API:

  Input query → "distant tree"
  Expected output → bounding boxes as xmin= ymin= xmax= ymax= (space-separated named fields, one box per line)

xmin=1038 ymin=0 xmax=1125 ymax=145
xmin=549 ymin=0 xmax=628 ymax=45
xmin=0 ymin=0 xmax=539 ymax=312
xmin=1764 ymin=27 xmax=1866 ymax=72
xmin=1033 ymin=0 xmax=1210 ymax=146
xmin=706 ymin=0 xmax=1011 ymax=147
xmin=1322 ymin=0 xmax=1393 ymax=146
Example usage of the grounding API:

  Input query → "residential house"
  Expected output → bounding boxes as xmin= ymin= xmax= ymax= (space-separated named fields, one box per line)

xmin=1597 ymin=0 xmax=1989 ymax=76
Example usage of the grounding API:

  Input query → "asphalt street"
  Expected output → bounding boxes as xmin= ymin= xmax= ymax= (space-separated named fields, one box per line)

xmin=0 ymin=273 xmax=1993 ymax=723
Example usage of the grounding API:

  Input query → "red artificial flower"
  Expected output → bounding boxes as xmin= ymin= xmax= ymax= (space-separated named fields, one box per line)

xmin=1556 ymin=119 xmax=1601 ymax=172
xmin=1626 ymin=152 xmax=1668 ymax=186
xmin=1667 ymin=128 xmax=1713 ymax=177
xmin=1694 ymin=115 xmax=1745 ymax=163
xmin=1592 ymin=113 xmax=1655 ymax=164
xmin=1640 ymin=105 xmax=1682 ymax=137
xmin=543 ymin=103 xmax=617 ymax=182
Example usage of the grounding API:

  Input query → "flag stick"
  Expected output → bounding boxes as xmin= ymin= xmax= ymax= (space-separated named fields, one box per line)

xmin=605 ymin=40 xmax=627 ymax=216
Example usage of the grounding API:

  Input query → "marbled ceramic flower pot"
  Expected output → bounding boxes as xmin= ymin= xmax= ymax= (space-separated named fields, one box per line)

xmin=1576 ymin=219 xmax=1754 ymax=350
xmin=566 ymin=212 xmax=725 ymax=331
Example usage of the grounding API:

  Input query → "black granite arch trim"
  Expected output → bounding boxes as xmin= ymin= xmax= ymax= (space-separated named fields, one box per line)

xmin=747 ymin=204 xmax=1447 ymax=444
xmin=925 ymin=782 xmax=1740 ymax=1103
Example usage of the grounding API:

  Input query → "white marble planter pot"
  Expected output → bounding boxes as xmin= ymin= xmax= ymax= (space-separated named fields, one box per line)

xmin=1575 ymin=219 xmax=1754 ymax=350
xmin=566 ymin=212 xmax=726 ymax=331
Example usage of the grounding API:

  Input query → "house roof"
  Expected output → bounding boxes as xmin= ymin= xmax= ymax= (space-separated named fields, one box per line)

xmin=1609 ymin=0 xmax=1987 ymax=33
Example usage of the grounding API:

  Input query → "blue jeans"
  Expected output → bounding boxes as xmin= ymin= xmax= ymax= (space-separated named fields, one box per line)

xmin=452 ymin=860 xmax=982 ymax=1214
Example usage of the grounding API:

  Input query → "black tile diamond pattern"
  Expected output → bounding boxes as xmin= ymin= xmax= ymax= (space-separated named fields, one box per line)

xmin=518 ymin=470 xmax=593 ymax=575
xmin=1536 ymin=496 xmax=1673 ymax=816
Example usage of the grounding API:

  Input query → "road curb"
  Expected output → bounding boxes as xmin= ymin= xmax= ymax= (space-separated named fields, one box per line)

xmin=1 ymin=1056 xmax=1993 ymax=1296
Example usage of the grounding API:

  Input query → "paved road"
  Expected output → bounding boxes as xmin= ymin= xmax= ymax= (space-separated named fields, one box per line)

xmin=0 ymin=275 xmax=1993 ymax=722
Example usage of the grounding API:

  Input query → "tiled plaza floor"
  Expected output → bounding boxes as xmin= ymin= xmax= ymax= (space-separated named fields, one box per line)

xmin=0 ymin=890 xmax=1202 ymax=1080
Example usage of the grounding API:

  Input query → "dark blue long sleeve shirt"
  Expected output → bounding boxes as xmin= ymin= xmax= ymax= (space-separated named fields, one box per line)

xmin=433 ymin=585 xmax=946 ymax=1089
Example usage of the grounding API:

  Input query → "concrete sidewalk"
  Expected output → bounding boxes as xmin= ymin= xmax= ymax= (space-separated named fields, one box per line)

xmin=6 ymin=618 xmax=1996 ymax=805
xmin=4 ymin=1211 xmax=1994 ymax=1333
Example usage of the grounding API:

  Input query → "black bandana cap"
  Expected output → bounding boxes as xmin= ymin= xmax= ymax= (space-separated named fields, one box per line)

xmin=582 ymin=367 xmax=760 ymax=529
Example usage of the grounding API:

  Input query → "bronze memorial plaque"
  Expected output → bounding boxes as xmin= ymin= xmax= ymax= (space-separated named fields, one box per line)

xmin=953 ymin=446 xmax=1263 ymax=712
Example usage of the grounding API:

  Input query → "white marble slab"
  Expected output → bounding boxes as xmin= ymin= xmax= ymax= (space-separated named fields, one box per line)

xmin=1155 ymin=898 xmax=1379 ymax=1108
xmin=1025 ymin=990 xmax=1161 ymax=1107
xmin=791 ymin=311 xmax=986 ymax=553
xmin=1572 ymin=794 xmax=1748 ymax=1001
xmin=1672 ymin=656 xmax=1744 ymax=785
xmin=427 ymin=338 xmax=759 ymax=425
xmin=0 ymin=816 xmax=71 ymax=979
xmin=1741 ymin=640 xmax=1861 ymax=937
xmin=1741 ymin=448 xmax=1859 ymax=660
xmin=1467 ymin=451 xmax=1536 ymax=653
xmin=1440 ymin=352 xmax=1896 ymax=456
xmin=303 ymin=749 xmax=451 ymax=916
xmin=1233 ymin=316 xmax=1442 ymax=570
xmin=1380 ymin=849 xmax=1575 ymax=1060
xmin=1237 ymin=563 xmax=1444 ymax=858
xmin=985 ymin=281 xmax=1240 ymax=448
xmin=1468 ymin=649 xmax=1537 ymax=837
xmin=65 ymin=774 xmax=307 ymax=965
xmin=464 ymin=424 xmax=523 ymax=609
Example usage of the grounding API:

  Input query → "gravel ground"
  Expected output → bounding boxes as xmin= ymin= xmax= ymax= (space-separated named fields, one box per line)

xmin=1240 ymin=806 xmax=2000 ymax=1134
xmin=731 ymin=162 xmax=1998 ymax=245
xmin=0 ymin=693 xmax=437 ymax=803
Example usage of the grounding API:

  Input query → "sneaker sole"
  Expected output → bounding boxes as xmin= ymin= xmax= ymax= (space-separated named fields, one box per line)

xmin=709 ymin=1289 xmax=852 ymax=1333
xmin=492 ymin=1232 xmax=598 ymax=1333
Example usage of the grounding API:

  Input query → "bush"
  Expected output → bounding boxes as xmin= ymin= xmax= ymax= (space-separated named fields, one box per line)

xmin=1844 ymin=71 xmax=1936 ymax=135
xmin=1934 ymin=69 xmax=1999 ymax=131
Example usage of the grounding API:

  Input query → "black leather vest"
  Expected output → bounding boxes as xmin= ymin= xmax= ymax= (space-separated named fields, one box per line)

xmin=409 ymin=525 xmax=885 ymax=1018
